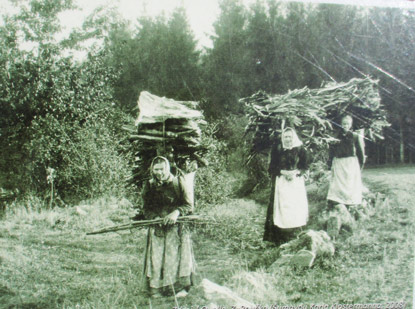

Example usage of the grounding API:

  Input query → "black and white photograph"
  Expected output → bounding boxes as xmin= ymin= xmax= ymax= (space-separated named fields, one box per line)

xmin=0 ymin=0 xmax=414 ymax=308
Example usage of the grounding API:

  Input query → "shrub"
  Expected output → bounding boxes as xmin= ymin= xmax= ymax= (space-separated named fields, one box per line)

xmin=214 ymin=115 xmax=249 ymax=170
xmin=0 ymin=46 xmax=134 ymax=205
xmin=195 ymin=123 xmax=234 ymax=207
xmin=29 ymin=118 xmax=132 ymax=202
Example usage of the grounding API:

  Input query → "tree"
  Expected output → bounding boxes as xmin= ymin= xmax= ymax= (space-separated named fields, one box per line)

xmin=202 ymin=0 xmax=414 ymax=165
xmin=102 ymin=7 xmax=201 ymax=114
xmin=344 ymin=8 xmax=415 ymax=163
xmin=201 ymin=0 xmax=248 ymax=117
xmin=243 ymin=0 xmax=283 ymax=94
xmin=0 ymin=0 xmax=132 ymax=200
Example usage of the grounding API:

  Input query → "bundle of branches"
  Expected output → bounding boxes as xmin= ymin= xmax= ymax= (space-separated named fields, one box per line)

xmin=315 ymin=78 xmax=388 ymax=139
xmin=86 ymin=215 xmax=213 ymax=235
xmin=241 ymin=78 xmax=389 ymax=161
xmin=123 ymin=91 xmax=208 ymax=188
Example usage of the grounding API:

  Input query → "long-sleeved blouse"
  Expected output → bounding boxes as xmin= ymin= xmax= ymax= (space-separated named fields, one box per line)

xmin=141 ymin=176 xmax=193 ymax=220
xmin=268 ymin=144 xmax=309 ymax=178
xmin=328 ymin=130 xmax=365 ymax=169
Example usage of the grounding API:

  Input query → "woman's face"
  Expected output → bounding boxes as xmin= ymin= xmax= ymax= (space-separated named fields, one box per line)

xmin=341 ymin=117 xmax=353 ymax=132
xmin=152 ymin=162 xmax=169 ymax=181
xmin=282 ymin=130 xmax=293 ymax=148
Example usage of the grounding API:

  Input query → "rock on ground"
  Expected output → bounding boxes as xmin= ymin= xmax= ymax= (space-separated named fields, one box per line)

xmin=269 ymin=230 xmax=335 ymax=269
xmin=326 ymin=203 xmax=355 ymax=239
xmin=201 ymin=278 xmax=255 ymax=308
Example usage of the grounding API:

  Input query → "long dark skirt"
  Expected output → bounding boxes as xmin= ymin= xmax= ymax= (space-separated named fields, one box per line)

xmin=263 ymin=176 xmax=303 ymax=246
xmin=143 ymin=225 xmax=195 ymax=297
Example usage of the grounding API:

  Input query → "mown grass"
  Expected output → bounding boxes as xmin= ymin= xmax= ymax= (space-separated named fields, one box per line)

xmin=0 ymin=196 xmax=148 ymax=308
xmin=197 ymin=167 xmax=414 ymax=307
xmin=0 ymin=166 xmax=414 ymax=308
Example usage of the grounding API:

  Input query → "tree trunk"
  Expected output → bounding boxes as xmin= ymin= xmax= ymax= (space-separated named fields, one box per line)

xmin=386 ymin=144 xmax=394 ymax=164
xmin=376 ymin=143 xmax=380 ymax=165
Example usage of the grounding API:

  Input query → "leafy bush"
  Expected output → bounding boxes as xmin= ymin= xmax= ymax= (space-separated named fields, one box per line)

xmin=0 ymin=42 xmax=133 ymax=203
xmin=194 ymin=123 xmax=235 ymax=207
xmin=214 ymin=115 xmax=249 ymax=168
xmin=29 ymin=119 xmax=132 ymax=202
xmin=0 ymin=1 xmax=136 ymax=204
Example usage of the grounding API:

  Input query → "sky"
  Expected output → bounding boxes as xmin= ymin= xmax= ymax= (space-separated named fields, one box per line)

xmin=57 ymin=0 xmax=225 ymax=48
xmin=1 ymin=0 xmax=415 ymax=49
xmin=60 ymin=0 xmax=415 ymax=48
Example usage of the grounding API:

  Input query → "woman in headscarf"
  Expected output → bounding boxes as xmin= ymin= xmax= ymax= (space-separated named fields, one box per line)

xmin=263 ymin=127 xmax=309 ymax=245
xmin=327 ymin=115 xmax=365 ymax=206
xmin=141 ymin=156 xmax=195 ymax=299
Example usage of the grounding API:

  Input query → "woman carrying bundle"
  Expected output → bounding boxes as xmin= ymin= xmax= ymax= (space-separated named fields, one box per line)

xmin=264 ymin=127 xmax=309 ymax=246
xmin=141 ymin=156 xmax=195 ymax=299
xmin=327 ymin=114 xmax=365 ymax=207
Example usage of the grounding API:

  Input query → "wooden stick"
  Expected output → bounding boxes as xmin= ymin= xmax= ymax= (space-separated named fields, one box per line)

xmin=86 ymin=215 xmax=214 ymax=235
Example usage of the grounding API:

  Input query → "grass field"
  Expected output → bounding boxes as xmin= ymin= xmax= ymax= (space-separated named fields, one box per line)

xmin=0 ymin=166 xmax=414 ymax=308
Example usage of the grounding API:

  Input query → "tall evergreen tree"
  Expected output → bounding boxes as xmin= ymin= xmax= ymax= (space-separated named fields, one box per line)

xmin=356 ymin=8 xmax=415 ymax=163
xmin=244 ymin=0 xmax=280 ymax=94
xmin=201 ymin=0 xmax=248 ymax=117
xmin=103 ymin=7 xmax=201 ymax=113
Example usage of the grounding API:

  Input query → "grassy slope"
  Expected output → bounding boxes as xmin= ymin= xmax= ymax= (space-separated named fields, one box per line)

xmin=0 ymin=166 xmax=414 ymax=308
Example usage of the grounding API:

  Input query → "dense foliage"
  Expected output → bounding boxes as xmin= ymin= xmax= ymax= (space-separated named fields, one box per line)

xmin=102 ymin=8 xmax=202 ymax=112
xmin=201 ymin=1 xmax=414 ymax=164
xmin=0 ymin=0 xmax=132 ymax=202
xmin=1 ymin=0 xmax=414 ymax=206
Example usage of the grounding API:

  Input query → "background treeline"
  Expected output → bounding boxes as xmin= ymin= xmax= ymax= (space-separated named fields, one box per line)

xmin=0 ymin=0 xmax=414 ymax=204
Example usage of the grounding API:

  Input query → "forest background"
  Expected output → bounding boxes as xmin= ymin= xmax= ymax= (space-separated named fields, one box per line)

xmin=1 ymin=0 xmax=414 ymax=206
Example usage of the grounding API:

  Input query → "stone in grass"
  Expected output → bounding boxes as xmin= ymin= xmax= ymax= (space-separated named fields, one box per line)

xmin=283 ymin=230 xmax=335 ymax=257
xmin=326 ymin=215 xmax=341 ymax=240
xmin=269 ymin=230 xmax=334 ymax=270
xmin=290 ymin=249 xmax=316 ymax=268
xmin=268 ymin=253 xmax=293 ymax=272
xmin=326 ymin=203 xmax=355 ymax=240
xmin=306 ymin=230 xmax=335 ymax=257
xmin=201 ymin=278 xmax=255 ymax=308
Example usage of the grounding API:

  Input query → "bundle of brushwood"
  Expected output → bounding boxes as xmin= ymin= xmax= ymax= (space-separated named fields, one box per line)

xmin=123 ymin=91 xmax=208 ymax=188
xmin=87 ymin=215 xmax=213 ymax=235
xmin=241 ymin=77 xmax=389 ymax=160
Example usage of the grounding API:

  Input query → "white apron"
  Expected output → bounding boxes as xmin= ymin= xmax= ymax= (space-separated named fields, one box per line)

xmin=273 ymin=169 xmax=308 ymax=228
xmin=327 ymin=156 xmax=362 ymax=205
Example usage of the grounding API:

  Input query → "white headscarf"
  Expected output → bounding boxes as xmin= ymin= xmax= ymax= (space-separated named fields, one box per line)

xmin=281 ymin=127 xmax=303 ymax=150
xmin=150 ymin=156 xmax=173 ymax=185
